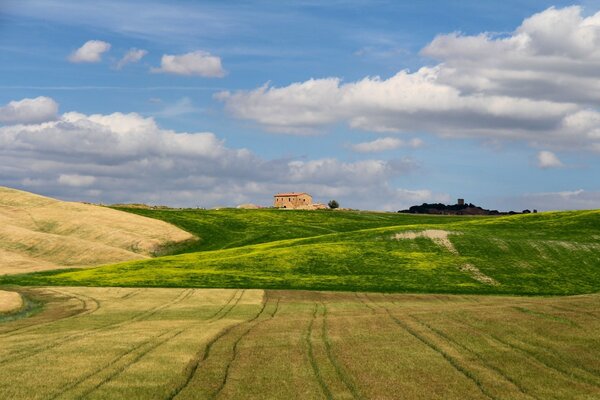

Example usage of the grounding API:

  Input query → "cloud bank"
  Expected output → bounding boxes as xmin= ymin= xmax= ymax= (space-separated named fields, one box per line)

xmin=218 ymin=6 xmax=600 ymax=152
xmin=0 ymin=97 xmax=433 ymax=210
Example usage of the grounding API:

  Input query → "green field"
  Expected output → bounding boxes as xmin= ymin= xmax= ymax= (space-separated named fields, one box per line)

xmin=1 ymin=287 xmax=598 ymax=400
xmin=2 ymin=208 xmax=599 ymax=295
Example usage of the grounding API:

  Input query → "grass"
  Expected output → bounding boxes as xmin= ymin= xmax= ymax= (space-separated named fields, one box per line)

xmin=0 ymin=287 xmax=598 ymax=399
xmin=0 ymin=290 xmax=23 ymax=314
xmin=3 ymin=208 xmax=599 ymax=295
xmin=0 ymin=187 xmax=193 ymax=274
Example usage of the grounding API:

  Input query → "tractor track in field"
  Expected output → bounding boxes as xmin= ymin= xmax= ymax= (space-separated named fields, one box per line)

xmin=119 ymin=288 xmax=143 ymax=300
xmin=547 ymin=304 xmax=600 ymax=319
xmin=444 ymin=312 xmax=600 ymax=387
xmin=0 ymin=289 xmax=194 ymax=366
xmin=166 ymin=289 xmax=266 ymax=400
xmin=305 ymin=301 xmax=362 ymax=400
xmin=211 ymin=296 xmax=281 ymax=399
xmin=306 ymin=303 xmax=333 ymax=400
xmin=411 ymin=315 xmax=537 ymax=400
xmin=320 ymin=302 xmax=363 ymax=400
xmin=48 ymin=289 xmax=245 ymax=400
xmin=0 ymin=288 xmax=99 ymax=338
xmin=359 ymin=295 xmax=496 ymax=400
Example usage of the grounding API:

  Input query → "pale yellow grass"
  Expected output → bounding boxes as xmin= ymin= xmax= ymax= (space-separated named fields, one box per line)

xmin=0 ymin=288 xmax=598 ymax=399
xmin=0 ymin=187 xmax=194 ymax=274
xmin=0 ymin=290 xmax=22 ymax=314
xmin=459 ymin=263 xmax=499 ymax=286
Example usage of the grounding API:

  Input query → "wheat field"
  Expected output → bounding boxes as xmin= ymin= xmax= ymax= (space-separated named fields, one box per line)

xmin=0 ymin=287 xmax=598 ymax=399
xmin=0 ymin=187 xmax=194 ymax=275
xmin=0 ymin=290 xmax=22 ymax=314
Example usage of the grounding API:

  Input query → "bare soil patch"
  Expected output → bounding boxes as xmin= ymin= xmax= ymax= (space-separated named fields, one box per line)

xmin=393 ymin=229 xmax=460 ymax=254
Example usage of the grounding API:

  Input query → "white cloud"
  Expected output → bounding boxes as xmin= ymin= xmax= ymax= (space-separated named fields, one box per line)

xmin=58 ymin=174 xmax=96 ymax=187
xmin=0 ymin=97 xmax=58 ymax=125
xmin=537 ymin=150 xmax=564 ymax=169
xmin=115 ymin=48 xmax=147 ymax=69
xmin=68 ymin=40 xmax=111 ymax=63
xmin=0 ymin=97 xmax=435 ymax=210
xmin=151 ymin=51 xmax=225 ymax=77
xmin=217 ymin=6 xmax=600 ymax=152
xmin=351 ymin=137 xmax=422 ymax=153
xmin=516 ymin=189 xmax=600 ymax=211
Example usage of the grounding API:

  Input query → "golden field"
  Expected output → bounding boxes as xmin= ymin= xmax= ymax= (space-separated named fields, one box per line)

xmin=0 ymin=187 xmax=193 ymax=275
xmin=0 ymin=287 xmax=598 ymax=399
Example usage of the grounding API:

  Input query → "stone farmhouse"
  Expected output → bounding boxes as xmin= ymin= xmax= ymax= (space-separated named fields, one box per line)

xmin=273 ymin=192 xmax=327 ymax=210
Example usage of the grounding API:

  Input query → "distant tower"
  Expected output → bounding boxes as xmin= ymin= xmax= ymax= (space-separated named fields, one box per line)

xmin=457 ymin=198 xmax=465 ymax=206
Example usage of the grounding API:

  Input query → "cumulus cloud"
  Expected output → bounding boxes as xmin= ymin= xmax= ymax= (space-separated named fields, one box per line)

xmin=218 ymin=6 xmax=600 ymax=152
xmin=351 ymin=137 xmax=422 ymax=153
xmin=115 ymin=48 xmax=148 ymax=69
xmin=68 ymin=40 xmax=111 ymax=63
xmin=537 ymin=150 xmax=564 ymax=169
xmin=0 ymin=97 xmax=435 ymax=210
xmin=151 ymin=51 xmax=225 ymax=77
xmin=0 ymin=97 xmax=58 ymax=125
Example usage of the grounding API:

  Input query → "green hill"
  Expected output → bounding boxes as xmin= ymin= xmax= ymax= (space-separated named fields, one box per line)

xmin=2 ymin=208 xmax=599 ymax=295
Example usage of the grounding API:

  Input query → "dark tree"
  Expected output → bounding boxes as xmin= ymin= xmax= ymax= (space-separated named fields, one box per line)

xmin=328 ymin=200 xmax=339 ymax=209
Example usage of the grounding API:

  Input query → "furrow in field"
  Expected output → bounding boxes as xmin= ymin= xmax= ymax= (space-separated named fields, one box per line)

xmin=166 ymin=290 xmax=255 ymax=400
xmin=358 ymin=295 xmax=495 ymax=400
xmin=211 ymin=296 xmax=281 ymax=399
xmin=487 ymin=332 xmax=600 ymax=390
xmin=47 ymin=289 xmax=245 ymax=400
xmin=444 ymin=311 xmax=600 ymax=388
xmin=0 ymin=289 xmax=194 ymax=365
xmin=119 ymin=288 xmax=143 ymax=300
xmin=67 ymin=329 xmax=186 ymax=400
xmin=0 ymin=289 xmax=95 ymax=338
xmin=305 ymin=303 xmax=334 ymax=400
xmin=320 ymin=302 xmax=363 ymax=400
xmin=410 ymin=315 xmax=537 ymax=400
xmin=208 ymin=289 xmax=244 ymax=321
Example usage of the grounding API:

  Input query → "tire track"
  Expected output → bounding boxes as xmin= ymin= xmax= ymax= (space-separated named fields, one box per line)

xmin=211 ymin=295 xmax=280 ymax=399
xmin=48 ymin=289 xmax=244 ymax=400
xmin=445 ymin=312 xmax=600 ymax=387
xmin=359 ymin=295 xmax=495 ymax=400
xmin=306 ymin=303 xmax=334 ymax=400
xmin=320 ymin=302 xmax=363 ymax=400
xmin=411 ymin=315 xmax=537 ymax=400
xmin=70 ymin=329 xmax=186 ymax=400
xmin=166 ymin=290 xmax=253 ymax=400
xmin=119 ymin=288 xmax=143 ymax=300
xmin=0 ymin=289 xmax=194 ymax=365
xmin=0 ymin=289 xmax=97 ymax=338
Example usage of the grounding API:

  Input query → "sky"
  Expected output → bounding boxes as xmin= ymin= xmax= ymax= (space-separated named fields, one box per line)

xmin=1 ymin=0 xmax=600 ymax=211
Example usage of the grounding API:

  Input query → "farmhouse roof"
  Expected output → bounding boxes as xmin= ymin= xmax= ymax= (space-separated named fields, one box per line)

xmin=274 ymin=192 xmax=308 ymax=197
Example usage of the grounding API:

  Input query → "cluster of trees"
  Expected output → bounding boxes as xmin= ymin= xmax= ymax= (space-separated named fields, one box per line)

xmin=398 ymin=202 xmax=537 ymax=216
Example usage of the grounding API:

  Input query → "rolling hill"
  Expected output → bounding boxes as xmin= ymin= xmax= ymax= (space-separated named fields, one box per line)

xmin=0 ymin=187 xmax=195 ymax=274
xmin=3 ymin=206 xmax=599 ymax=295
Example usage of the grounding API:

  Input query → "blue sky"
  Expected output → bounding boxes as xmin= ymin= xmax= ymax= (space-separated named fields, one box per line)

xmin=1 ymin=0 xmax=600 ymax=210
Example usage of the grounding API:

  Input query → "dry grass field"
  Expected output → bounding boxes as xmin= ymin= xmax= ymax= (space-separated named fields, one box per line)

xmin=0 ymin=290 xmax=22 ymax=314
xmin=0 ymin=287 xmax=598 ymax=399
xmin=0 ymin=187 xmax=194 ymax=275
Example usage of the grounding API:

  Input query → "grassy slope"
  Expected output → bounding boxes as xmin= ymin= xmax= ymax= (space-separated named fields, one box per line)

xmin=3 ymin=208 xmax=599 ymax=295
xmin=0 ymin=187 xmax=194 ymax=274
